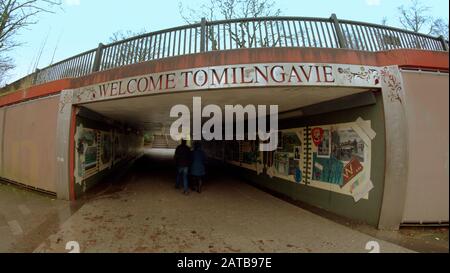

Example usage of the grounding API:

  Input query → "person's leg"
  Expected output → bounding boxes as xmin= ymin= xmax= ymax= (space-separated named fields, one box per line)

xmin=182 ymin=167 xmax=189 ymax=194
xmin=191 ymin=176 xmax=196 ymax=191
xmin=175 ymin=167 xmax=181 ymax=189
xmin=190 ymin=175 xmax=196 ymax=191
xmin=197 ymin=176 xmax=202 ymax=193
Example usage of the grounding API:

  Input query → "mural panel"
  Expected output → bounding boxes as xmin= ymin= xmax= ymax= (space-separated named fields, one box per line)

xmin=308 ymin=121 xmax=374 ymax=201
xmin=207 ymin=119 xmax=375 ymax=202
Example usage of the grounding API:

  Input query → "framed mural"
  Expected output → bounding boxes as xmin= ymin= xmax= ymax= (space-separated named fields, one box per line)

xmin=241 ymin=140 xmax=260 ymax=171
xmin=75 ymin=127 xmax=99 ymax=184
xmin=74 ymin=125 xmax=144 ymax=190
xmin=113 ymin=132 xmax=122 ymax=164
xmin=308 ymin=121 xmax=373 ymax=200
xmin=99 ymin=131 xmax=113 ymax=171
xmin=225 ymin=140 xmax=240 ymax=166
xmin=262 ymin=123 xmax=374 ymax=201
xmin=294 ymin=146 xmax=301 ymax=160
xmin=270 ymin=128 xmax=304 ymax=181
xmin=281 ymin=132 xmax=301 ymax=153
xmin=317 ymin=129 xmax=331 ymax=158
xmin=274 ymin=152 xmax=290 ymax=176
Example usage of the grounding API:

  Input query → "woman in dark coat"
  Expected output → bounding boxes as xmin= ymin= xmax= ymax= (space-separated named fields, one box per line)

xmin=190 ymin=141 xmax=205 ymax=193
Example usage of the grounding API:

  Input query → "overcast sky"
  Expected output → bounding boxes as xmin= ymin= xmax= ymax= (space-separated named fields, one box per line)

xmin=6 ymin=0 xmax=449 ymax=83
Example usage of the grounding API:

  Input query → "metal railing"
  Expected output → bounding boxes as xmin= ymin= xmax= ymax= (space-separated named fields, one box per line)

xmin=32 ymin=14 xmax=449 ymax=85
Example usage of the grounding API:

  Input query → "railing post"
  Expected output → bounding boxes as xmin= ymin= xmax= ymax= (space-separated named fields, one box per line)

xmin=200 ymin=17 xmax=207 ymax=52
xmin=438 ymin=35 xmax=449 ymax=51
xmin=32 ymin=68 xmax=40 ymax=85
xmin=92 ymin=43 xmax=105 ymax=72
xmin=330 ymin=14 xmax=348 ymax=49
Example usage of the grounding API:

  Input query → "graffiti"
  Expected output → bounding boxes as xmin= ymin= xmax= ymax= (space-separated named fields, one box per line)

xmin=380 ymin=67 xmax=403 ymax=104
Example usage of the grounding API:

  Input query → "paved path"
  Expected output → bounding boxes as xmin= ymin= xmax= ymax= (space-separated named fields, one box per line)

xmin=0 ymin=182 xmax=74 ymax=253
xmin=33 ymin=149 xmax=413 ymax=253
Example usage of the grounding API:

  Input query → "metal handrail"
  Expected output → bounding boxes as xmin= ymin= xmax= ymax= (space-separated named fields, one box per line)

xmin=31 ymin=14 xmax=449 ymax=85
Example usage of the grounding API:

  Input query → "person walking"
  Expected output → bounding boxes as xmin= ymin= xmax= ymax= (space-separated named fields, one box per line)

xmin=174 ymin=139 xmax=191 ymax=195
xmin=190 ymin=141 xmax=206 ymax=193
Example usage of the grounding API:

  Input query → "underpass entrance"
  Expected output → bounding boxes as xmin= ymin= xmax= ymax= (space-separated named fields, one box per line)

xmin=71 ymin=83 xmax=385 ymax=228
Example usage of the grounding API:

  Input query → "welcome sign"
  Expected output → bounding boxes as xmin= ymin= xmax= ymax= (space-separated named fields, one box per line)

xmin=72 ymin=63 xmax=382 ymax=104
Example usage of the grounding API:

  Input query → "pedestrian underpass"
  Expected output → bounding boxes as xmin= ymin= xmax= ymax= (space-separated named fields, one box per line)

xmin=1 ymin=44 xmax=448 ymax=233
xmin=69 ymin=82 xmax=389 ymax=230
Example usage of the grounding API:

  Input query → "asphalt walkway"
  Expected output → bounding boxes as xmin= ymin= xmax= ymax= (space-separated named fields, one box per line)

xmin=31 ymin=149 xmax=413 ymax=253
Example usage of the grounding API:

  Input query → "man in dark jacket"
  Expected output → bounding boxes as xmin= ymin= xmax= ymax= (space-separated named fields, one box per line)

xmin=174 ymin=139 xmax=191 ymax=194
xmin=190 ymin=141 xmax=205 ymax=193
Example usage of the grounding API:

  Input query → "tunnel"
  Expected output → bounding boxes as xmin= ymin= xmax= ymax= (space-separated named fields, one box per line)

xmin=71 ymin=81 xmax=385 ymax=228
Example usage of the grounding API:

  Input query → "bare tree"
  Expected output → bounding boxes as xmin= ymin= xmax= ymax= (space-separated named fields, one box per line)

xmin=430 ymin=18 xmax=449 ymax=40
xmin=109 ymin=30 xmax=148 ymax=44
xmin=0 ymin=0 xmax=61 ymax=84
xmin=179 ymin=0 xmax=282 ymax=49
xmin=398 ymin=0 xmax=448 ymax=39
xmin=104 ymin=29 xmax=154 ymax=68
xmin=398 ymin=0 xmax=431 ymax=33
xmin=179 ymin=0 xmax=281 ymax=22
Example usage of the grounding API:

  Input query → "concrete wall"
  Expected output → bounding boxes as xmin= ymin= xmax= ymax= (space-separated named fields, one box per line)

xmin=0 ymin=96 xmax=60 ymax=193
xmin=401 ymin=71 xmax=449 ymax=224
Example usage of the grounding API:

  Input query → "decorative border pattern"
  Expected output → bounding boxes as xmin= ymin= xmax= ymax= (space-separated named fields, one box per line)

xmin=337 ymin=66 xmax=380 ymax=86
xmin=380 ymin=66 xmax=403 ymax=104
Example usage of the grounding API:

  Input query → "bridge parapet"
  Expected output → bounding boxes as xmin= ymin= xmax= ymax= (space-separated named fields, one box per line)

xmin=30 ymin=14 xmax=449 ymax=85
